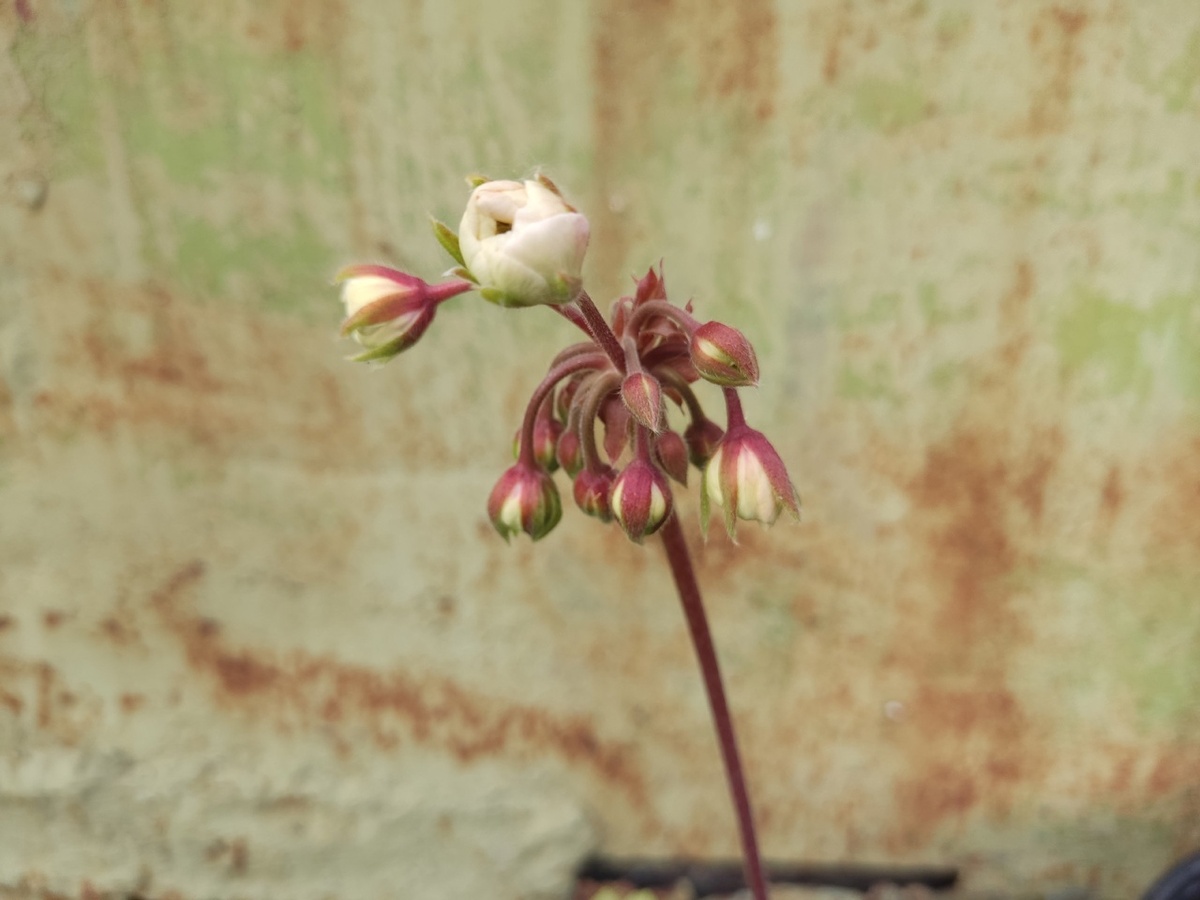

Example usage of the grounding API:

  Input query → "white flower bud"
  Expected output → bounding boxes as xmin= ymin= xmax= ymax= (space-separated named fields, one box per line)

xmin=335 ymin=265 xmax=471 ymax=364
xmin=458 ymin=179 xmax=590 ymax=307
xmin=701 ymin=427 xmax=800 ymax=539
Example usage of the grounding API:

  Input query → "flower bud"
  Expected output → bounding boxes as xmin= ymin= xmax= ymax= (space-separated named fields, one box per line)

xmin=573 ymin=465 xmax=617 ymax=522
xmin=487 ymin=463 xmax=563 ymax=542
xmin=620 ymin=371 xmax=664 ymax=433
xmin=555 ymin=374 xmax=584 ymax=421
xmin=555 ymin=425 xmax=584 ymax=477
xmin=701 ymin=426 xmax=800 ymax=539
xmin=599 ymin=396 xmax=632 ymax=463
xmin=336 ymin=265 xmax=471 ymax=363
xmin=654 ymin=430 xmax=690 ymax=486
xmin=689 ymin=321 xmax=760 ymax=387
xmin=610 ymin=458 xmax=673 ymax=543
xmin=457 ymin=179 xmax=589 ymax=307
xmin=512 ymin=401 xmax=564 ymax=472
xmin=532 ymin=416 xmax=563 ymax=472
xmin=683 ymin=417 xmax=725 ymax=469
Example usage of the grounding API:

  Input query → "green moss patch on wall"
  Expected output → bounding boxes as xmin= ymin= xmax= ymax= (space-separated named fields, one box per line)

xmin=1055 ymin=287 xmax=1200 ymax=401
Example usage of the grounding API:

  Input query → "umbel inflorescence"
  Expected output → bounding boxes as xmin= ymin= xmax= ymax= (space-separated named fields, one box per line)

xmin=336 ymin=174 xmax=799 ymax=545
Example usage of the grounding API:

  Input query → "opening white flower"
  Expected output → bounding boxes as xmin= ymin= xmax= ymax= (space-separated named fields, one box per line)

xmin=458 ymin=178 xmax=590 ymax=307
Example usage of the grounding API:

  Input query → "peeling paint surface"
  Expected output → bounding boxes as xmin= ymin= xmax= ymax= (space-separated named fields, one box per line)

xmin=1 ymin=1 xmax=1199 ymax=899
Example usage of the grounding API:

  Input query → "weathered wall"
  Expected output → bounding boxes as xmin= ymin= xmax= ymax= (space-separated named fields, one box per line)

xmin=1 ymin=1 xmax=1198 ymax=898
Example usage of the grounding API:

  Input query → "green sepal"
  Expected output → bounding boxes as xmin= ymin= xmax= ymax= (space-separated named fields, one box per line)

xmin=347 ymin=334 xmax=413 ymax=364
xmin=529 ymin=483 xmax=563 ymax=542
xmin=444 ymin=265 xmax=477 ymax=284
xmin=699 ymin=466 xmax=712 ymax=539
xmin=480 ymin=287 xmax=516 ymax=306
xmin=430 ymin=216 xmax=466 ymax=268
xmin=465 ymin=174 xmax=489 ymax=188
xmin=550 ymin=272 xmax=583 ymax=305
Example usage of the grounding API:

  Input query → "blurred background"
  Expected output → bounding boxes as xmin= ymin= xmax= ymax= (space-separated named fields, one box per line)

xmin=1 ymin=1 xmax=1198 ymax=898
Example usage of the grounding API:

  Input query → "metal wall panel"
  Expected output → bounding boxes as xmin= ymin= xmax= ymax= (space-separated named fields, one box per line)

xmin=1 ymin=1 xmax=1198 ymax=897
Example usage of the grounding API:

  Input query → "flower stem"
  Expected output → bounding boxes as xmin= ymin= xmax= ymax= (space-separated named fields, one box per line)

xmin=576 ymin=291 xmax=627 ymax=373
xmin=723 ymin=386 xmax=747 ymax=430
xmin=517 ymin=354 xmax=606 ymax=466
xmin=659 ymin=514 xmax=769 ymax=900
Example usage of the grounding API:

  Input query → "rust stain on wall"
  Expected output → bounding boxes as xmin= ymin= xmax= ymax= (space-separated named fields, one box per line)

xmin=818 ymin=1 xmax=850 ymax=83
xmin=205 ymin=837 xmax=250 ymax=877
xmin=0 ymin=657 xmax=100 ymax=746
xmin=146 ymin=561 xmax=651 ymax=811
xmin=1025 ymin=6 xmax=1090 ymax=135
xmin=877 ymin=260 xmax=1062 ymax=847
xmin=32 ymin=276 xmax=400 ymax=474
xmin=591 ymin=0 xmax=778 ymax=294
xmin=1149 ymin=435 xmax=1200 ymax=564
xmin=687 ymin=0 xmax=778 ymax=120
xmin=1096 ymin=464 xmax=1123 ymax=536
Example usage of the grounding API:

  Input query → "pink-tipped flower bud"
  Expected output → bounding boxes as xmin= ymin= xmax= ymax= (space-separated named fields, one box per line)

xmin=573 ymin=465 xmax=617 ymax=522
xmin=487 ymin=463 xmax=562 ymax=543
xmin=610 ymin=458 xmax=673 ymax=543
xmin=701 ymin=426 xmax=800 ymax=539
xmin=512 ymin=410 xmax=564 ymax=472
xmin=654 ymin=430 xmax=689 ymax=486
xmin=555 ymin=374 xmax=584 ymax=421
xmin=689 ymin=321 xmax=760 ymax=387
xmin=336 ymin=265 xmax=471 ymax=363
xmin=620 ymin=371 xmax=664 ymax=433
xmin=683 ymin=417 xmax=725 ymax=469
xmin=599 ymin=395 xmax=632 ymax=463
xmin=532 ymin=416 xmax=563 ymax=472
xmin=555 ymin=425 xmax=584 ymax=477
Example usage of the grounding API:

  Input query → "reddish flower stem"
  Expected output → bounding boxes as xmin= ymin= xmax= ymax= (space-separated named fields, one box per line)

xmin=576 ymin=291 xmax=627 ymax=373
xmin=723 ymin=386 xmax=747 ymax=430
xmin=517 ymin=354 xmax=606 ymax=467
xmin=659 ymin=514 xmax=769 ymax=900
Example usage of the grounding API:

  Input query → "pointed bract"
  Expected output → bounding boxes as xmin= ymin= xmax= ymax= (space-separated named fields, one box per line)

xmin=430 ymin=216 xmax=467 ymax=268
xmin=621 ymin=371 xmax=664 ymax=433
xmin=654 ymin=430 xmax=690 ymax=486
xmin=633 ymin=264 xmax=667 ymax=305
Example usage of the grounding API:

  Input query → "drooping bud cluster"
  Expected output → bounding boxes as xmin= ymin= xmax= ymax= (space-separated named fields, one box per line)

xmin=478 ymin=263 xmax=797 ymax=544
xmin=335 ymin=175 xmax=799 ymax=544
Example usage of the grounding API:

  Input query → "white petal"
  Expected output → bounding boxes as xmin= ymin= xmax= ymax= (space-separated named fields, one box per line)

xmin=484 ymin=244 xmax=549 ymax=303
xmin=341 ymin=276 xmax=403 ymax=317
xmin=354 ymin=309 xmax=423 ymax=349
xmin=648 ymin=481 xmax=668 ymax=521
xmin=499 ymin=489 xmax=524 ymax=531
xmin=517 ymin=180 xmax=572 ymax=223
xmin=503 ymin=214 xmax=589 ymax=284
xmin=735 ymin=451 xmax=779 ymax=524
xmin=472 ymin=181 xmax=527 ymax=228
